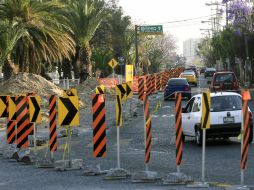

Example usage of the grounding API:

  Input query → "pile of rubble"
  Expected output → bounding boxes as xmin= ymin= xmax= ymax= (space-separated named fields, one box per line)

xmin=0 ymin=72 xmax=65 ymax=97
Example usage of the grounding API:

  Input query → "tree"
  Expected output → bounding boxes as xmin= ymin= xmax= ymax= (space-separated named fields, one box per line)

xmin=0 ymin=21 xmax=24 ymax=80
xmin=64 ymin=0 xmax=109 ymax=81
xmin=91 ymin=5 xmax=134 ymax=76
xmin=0 ymin=0 xmax=76 ymax=79
xmin=142 ymin=34 xmax=177 ymax=73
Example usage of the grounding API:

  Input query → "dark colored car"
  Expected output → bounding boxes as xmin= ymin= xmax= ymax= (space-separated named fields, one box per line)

xmin=164 ymin=78 xmax=191 ymax=100
xmin=210 ymin=71 xmax=240 ymax=92
xmin=184 ymin=67 xmax=198 ymax=78
xmin=200 ymin=67 xmax=206 ymax=74
xmin=204 ymin=68 xmax=216 ymax=78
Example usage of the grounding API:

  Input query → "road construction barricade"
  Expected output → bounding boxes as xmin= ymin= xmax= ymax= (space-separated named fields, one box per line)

xmin=132 ymin=76 xmax=139 ymax=93
xmin=155 ymin=73 xmax=161 ymax=91
xmin=98 ymin=78 xmax=118 ymax=89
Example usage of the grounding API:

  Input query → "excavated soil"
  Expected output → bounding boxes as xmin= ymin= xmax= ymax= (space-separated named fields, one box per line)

xmin=0 ymin=72 xmax=65 ymax=97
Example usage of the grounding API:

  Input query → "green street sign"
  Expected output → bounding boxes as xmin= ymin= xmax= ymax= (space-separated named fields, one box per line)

xmin=137 ymin=25 xmax=163 ymax=35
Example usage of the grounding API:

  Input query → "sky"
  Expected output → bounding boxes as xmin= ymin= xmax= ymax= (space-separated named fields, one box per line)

xmin=118 ymin=0 xmax=218 ymax=54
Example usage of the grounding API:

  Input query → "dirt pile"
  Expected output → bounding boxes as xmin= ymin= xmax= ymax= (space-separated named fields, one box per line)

xmin=77 ymin=77 xmax=100 ymax=106
xmin=0 ymin=72 xmax=65 ymax=97
xmin=77 ymin=77 xmax=116 ymax=106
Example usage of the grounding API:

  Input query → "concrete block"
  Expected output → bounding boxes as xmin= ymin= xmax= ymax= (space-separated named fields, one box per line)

xmin=163 ymin=172 xmax=193 ymax=185
xmin=55 ymin=160 xmax=71 ymax=171
xmin=3 ymin=149 xmax=18 ymax=160
xmin=70 ymin=159 xmax=83 ymax=170
xmin=105 ymin=168 xmax=130 ymax=180
xmin=83 ymin=165 xmax=106 ymax=176
xmin=132 ymin=171 xmax=161 ymax=183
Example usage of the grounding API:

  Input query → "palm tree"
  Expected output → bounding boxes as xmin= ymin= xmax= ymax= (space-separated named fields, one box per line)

xmin=0 ymin=0 xmax=76 ymax=77
xmin=0 ymin=21 xmax=25 ymax=80
xmin=63 ymin=0 xmax=109 ymax=81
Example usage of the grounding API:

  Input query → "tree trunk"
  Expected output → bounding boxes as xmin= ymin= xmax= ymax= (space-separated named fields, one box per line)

xmin=62 ymin=59 xmax=72 ymax=79
xmin=2 ymin=56 xmax=16 ymax=80
xmin=71 ymin=46 xmax=80 ymax=79
xmin=79 ymin=42 xmax=92 ymax=82
xmin=40 ymin=64 xmax=52 ymax=81
xmin=28 ymin=49 xmax=41 ymax=74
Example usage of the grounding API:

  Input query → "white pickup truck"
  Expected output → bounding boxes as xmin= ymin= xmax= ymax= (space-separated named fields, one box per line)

xmin=181 ymin=92 xmax=253 ymax=145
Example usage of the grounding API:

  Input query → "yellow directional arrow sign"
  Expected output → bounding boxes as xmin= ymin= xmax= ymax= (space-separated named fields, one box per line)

xmin=0 ymin=96 xmax=8 ymax=118
xmin=29 ymin=95 xmax=41 ymax=123
xmin=64 ymin=88 xmax=78 ymax=96
xmin=201 ymin=91 xmax=211 ymax=129
xmin=126 ymin=82 xmax=133 ymax=99
xmin=8 ymin=96 xmax=16 ymax=121
xmin=116 ymin=94 xmax=122 ymax=127
xmin=96 ymin=85 xmax=105 ymax=94
xmin=108 ymin=59 xmax=118 ymax=69
xmin=58 ymin=96 xmax=79 ymax=126
xmin=116 ymin=84 xmax=126 ymax=101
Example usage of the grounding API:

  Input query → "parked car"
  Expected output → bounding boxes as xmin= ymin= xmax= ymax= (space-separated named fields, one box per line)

xmin=179 ymin=71 xmax=197 ymax=86
xmin=181 ymin=92 xmax=253 ymax=145
xmin=209 ymin=71 xmax=240 ymax=92
xmin=164 ymin=78 xmax=191 ymax=100
xmin=200 ymin=67 xmax=206 ymax=74
xmin=204 ymin=68 xmax=216 ymax=78
xmin=184 ymin=67 xmax=199 ymax=78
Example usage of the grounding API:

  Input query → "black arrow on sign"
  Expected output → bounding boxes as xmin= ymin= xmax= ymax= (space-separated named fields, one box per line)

xmin=60 ymin=97 xmax=78 ymax=125
xmin=126 ymin=83 xmax=132 ymax=97
xmin=0 ymin=96 xmax=8 ymax=118
xmin=31 ymin=97 xmax=40 ymax=122
xmin=203 ymin=93 xmax=209 ymax=129
xmin=117 ymin=85 xmax=126 ymax=99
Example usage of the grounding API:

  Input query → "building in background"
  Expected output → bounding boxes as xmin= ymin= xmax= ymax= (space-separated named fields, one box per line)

xmin=183 ymin=38 xmax=201 ymax=66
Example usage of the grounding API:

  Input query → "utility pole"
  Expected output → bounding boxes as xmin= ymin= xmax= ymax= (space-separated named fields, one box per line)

xmin=226 ymin=2 xmax=228 ymax=27
xmin=135 ymin=25 xmax=139 ymax=76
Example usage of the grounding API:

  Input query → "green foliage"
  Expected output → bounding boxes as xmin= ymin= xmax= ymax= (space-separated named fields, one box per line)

xmin=91 ymin=5 xmax=135 ymax=76
xmin=0 ymin=0 xmax=76 ymax=74
xmin=0 ymin=0 xmax=180 ymax=79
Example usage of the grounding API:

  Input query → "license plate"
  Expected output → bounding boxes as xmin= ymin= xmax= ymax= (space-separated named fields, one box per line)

xmin=223 ymin=117 xmax=235 ymax=124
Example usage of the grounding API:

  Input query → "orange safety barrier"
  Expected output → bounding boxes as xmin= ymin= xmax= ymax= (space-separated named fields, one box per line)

xmin=98 ymin=68 xmax=183 ymax=94
xmin=98 ymin=78 xmax=119 ymax=88
xmin=132 ymin=76 xmax=139 ymax=92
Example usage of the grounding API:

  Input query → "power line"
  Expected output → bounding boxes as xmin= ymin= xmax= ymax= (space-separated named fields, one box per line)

xmin=157 ymin=14 xmax=217 ymax=25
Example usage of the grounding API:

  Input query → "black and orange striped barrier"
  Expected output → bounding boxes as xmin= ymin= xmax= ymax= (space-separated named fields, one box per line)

xmin=175 ymin=92 xmax=183 ymax=167
xmin=7 ymin=120 xmax=15 ymax=144
xmin=162 ymin=72 xmax=168 ymax=89
xmin=151 ymin=74 xmax=156 ymax=94
xmin=156 ymin=74 xmax=161 ymax=91
xmin=147 ymin=75 xmax=153 ymax=96
xmin=138 ymin=77 xmax=145 ymax=101
xmin=241 ymin=90 xmax=251 ymax=170
xmin=92 ymin=94 xmax=106 ymax=157
xmin=49 ymin=95 xmax=57 ymax=152
xmin=7 ymin=96 xmax=16 ymax=144
xmin=144 ymin=95 xmax=152 ymax=163
xmin=16 ymin=96 xmax=29 ymax=149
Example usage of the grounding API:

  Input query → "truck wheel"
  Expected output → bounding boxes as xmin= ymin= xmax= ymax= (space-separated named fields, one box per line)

xmin=195 ymin=127 xmax=202 ymax=146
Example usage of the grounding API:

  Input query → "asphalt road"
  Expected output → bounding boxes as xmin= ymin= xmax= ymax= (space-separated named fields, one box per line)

xmin=0 ymin=74 xmax=254 ymax=190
